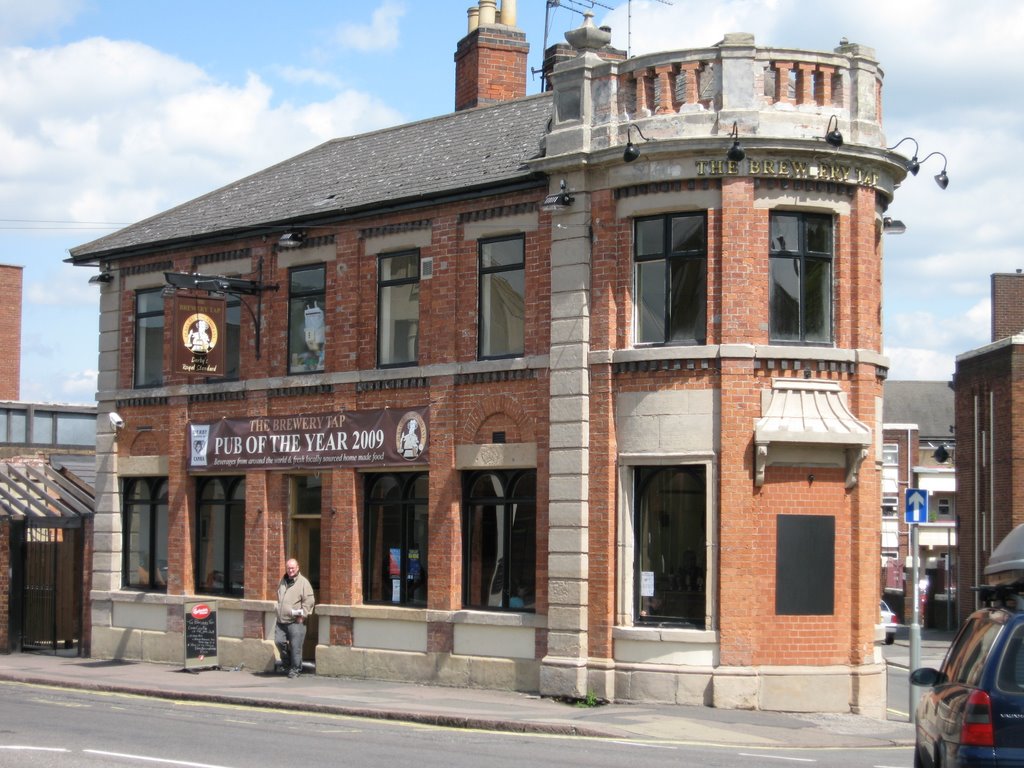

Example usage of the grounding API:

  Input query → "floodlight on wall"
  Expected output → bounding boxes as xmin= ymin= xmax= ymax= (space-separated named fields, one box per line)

xmin=277 ymin=230 xmax=306 ymax=249
xmin=887 ymin=137 xmax=921 ymax=175
xmin=541 ymin=179 xmax=575 ymax=211
xmin=920 ymin=151 xmax=950 ymax=189
xmin=622 ymin=123 xmax=652 ymax=163
xmin=726 ymin=122 xmax=745 ymax=162
xmin=823 ymin=115 xmax=844 ymax=148
xmin=88 ymin=269 xmax=113 ymax=285
xmin=882 ymin=216 xmax=907 ymax=235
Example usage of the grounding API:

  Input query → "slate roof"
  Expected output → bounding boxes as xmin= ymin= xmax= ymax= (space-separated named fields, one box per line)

xmin=883 ymin=380 xmax=955 ymax=439
xmin=68 ymin=93 xmax=554 ymax=262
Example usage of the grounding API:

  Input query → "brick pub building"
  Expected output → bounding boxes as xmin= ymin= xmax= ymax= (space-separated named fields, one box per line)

xmin=69 ymin=1 xmax=917 ymax=714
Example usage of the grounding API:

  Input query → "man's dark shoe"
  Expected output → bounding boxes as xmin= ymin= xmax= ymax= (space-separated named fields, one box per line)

xmin=287 ymin=669 xmax=300 ymax=679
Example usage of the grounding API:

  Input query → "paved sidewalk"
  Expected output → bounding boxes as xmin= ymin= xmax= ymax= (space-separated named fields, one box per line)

xmin=0 ymin=651 xmax=920 ymax=749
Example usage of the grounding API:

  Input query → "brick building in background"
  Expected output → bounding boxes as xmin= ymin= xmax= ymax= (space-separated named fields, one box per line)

xmin=955 ymin=271 xmax=1024 ymax=621
xmin=67 ymin=1 xmax=927 ymax=714
xmin=0 ymin=264 xmax=96 ymax=657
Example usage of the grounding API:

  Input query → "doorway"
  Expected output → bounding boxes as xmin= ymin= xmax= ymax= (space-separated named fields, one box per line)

xmin=288 ymin=474 xmax=322 ymax=665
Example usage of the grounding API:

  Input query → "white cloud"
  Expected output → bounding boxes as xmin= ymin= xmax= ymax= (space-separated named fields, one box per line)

xmin=0 ymin=37 xmax=405 ymax=226
xmin=0 ymin=0 xmax=83 ymax=44
xmin=334 ymin=1 xmax=406 ymax=52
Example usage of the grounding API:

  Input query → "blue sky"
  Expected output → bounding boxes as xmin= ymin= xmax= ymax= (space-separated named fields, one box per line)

xmin=2 ymin=0 xmax=1021 ymax=403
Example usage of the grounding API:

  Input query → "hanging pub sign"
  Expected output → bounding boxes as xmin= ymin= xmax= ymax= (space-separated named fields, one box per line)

xmin=187 ymin=407 xmax=429 ymax=471
xmin=172 ymin=294 xmax=227 ymax=377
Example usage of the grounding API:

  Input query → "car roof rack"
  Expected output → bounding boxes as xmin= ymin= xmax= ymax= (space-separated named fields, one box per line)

xmin=974 ymin=580 xmax=1024 ymax=610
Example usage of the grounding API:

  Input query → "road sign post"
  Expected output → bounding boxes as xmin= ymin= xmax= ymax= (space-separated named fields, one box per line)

xmin=905 ymin=488 xmax=928 ymax=722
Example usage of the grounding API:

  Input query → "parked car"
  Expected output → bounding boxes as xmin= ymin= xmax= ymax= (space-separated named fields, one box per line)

xmin=880 ymin=599 xmax=898 ymax=645
xmin=910 ymin=602 xmax=1024 ymax=767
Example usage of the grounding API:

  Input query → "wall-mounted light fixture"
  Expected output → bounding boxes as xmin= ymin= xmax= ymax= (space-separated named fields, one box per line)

xmin=163 ymin=256 xmax=279 ymax=359
xmin=277 ymin=230 xmax=306 ymax=249
xmin=920 ymin=151 xmax=950 ymax=189
xmin=882 ymin=216 xmax=907 ymax=235
xmin=726 ymin=122 xmax=745 ymax=162
xmin=623 ymin=123 xmax=652 ymax=163
xmin=887 ymin=137 xmax=921 ymax=175
xmin=541 ymin=179 xmax=575 ymax=211
xmin=823 ymin=115 xmax=844 ymax=148
xmin=88 ymin=267 xmax=113 ymax=285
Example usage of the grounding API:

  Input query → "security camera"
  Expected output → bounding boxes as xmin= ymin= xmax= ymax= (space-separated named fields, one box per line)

xmin=109 ymin=412 xmax=125 ymax=430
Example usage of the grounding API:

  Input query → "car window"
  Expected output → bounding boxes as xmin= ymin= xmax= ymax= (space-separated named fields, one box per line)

xmin=944 ymin=614 xmax=1005 ymax=686
xmin=997 ymin=624 xmax=1024 ymax=694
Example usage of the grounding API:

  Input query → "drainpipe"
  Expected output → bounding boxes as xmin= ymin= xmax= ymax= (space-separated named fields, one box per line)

xmin=974 ymin=393 xmax=980 ymax=610
xmin=990 ymin=390 xmax=995 ymax=552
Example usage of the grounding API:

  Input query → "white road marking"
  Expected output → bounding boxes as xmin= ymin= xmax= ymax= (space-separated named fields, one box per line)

xmin=739 ymin=754 xmax=816 ymax=762
xmin=0 ymin=746 xmax=70 ymax=752
xmin=84 ymin=750 xmax=238 ymax=768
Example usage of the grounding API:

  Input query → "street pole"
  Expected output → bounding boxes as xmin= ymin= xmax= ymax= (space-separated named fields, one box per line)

xmin=909 ymin=522 xmax=922 ymax=722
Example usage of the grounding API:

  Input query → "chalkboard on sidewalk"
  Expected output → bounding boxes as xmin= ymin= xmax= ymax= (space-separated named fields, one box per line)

xmin=183 ymin=600 xmax=219 ymax=671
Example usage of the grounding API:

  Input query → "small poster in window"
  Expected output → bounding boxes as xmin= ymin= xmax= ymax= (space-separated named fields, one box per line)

xmin=641 ymin=571 xmax=655 ymax=598
xmin=392 ymin=578 xmax=401 ymax=602
xmin=389 ymin=547 xmax=401 ymax=576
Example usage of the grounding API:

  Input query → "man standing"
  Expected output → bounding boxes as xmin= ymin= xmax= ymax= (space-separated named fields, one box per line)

xmin=275 ymin=558 xmax=315 ymax=678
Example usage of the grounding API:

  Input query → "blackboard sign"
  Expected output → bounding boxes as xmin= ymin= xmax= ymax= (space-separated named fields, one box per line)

xmin=184 ymin=600 xmax=218 ymax=670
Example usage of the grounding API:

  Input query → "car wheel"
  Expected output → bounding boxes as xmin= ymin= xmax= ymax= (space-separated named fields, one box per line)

xmin=885 ymin=632 xmax=895 ymax=645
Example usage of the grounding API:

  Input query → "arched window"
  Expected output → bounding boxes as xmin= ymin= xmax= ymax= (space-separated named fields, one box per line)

xmin=122 ymin=477 xmax=168 ymax=591
xmin=364 ymin=472 xmax=428 ymax=606
xmin=195 ymin=476 xmax=245 ymax=596
xmin=463 ymin=469 xmax=536 ymax=611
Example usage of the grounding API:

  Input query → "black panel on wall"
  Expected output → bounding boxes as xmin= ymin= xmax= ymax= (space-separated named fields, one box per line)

xmin=776 ymin=514 xmax=835 ymax=615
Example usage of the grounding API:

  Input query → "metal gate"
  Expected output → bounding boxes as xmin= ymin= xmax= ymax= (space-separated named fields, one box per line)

xmin=20 ymin=523 xmax=82 ymax=653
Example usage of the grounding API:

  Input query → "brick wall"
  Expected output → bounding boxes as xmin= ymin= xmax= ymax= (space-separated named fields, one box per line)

xmin=955 ymin=343 xmax=1024 ymax=622
xmin=0 ymin=520 xmax=8 ymax=652
xmin=0 ymin=264 xmax=23 ymax=400
xmin=992 ymin=272 xmax=1024 ymax=342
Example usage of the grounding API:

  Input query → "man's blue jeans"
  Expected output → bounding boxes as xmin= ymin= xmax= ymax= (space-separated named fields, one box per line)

xmin=275 ymin=621 xmax=306 ymax=673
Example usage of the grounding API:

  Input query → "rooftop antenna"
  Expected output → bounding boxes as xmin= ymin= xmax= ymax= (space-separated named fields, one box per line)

xmin=537 ymin=0 xmax=614 ymax=90
xmin=628 ymin=0 xmax=674 ymax=58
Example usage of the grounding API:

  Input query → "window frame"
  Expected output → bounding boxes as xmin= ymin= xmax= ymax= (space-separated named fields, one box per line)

xmin=768 ymin=211 xmax=834 ymax=344
xmin=633 ymin=212 xmax=708 ymax=346
xmin=122 ymin=477 xmax=169 ymax=592
xmin=363 ymin=472 xmax=429 ymax=607
xmin=287 ymin=263 xmax=326 ymax=374
xmin=633 ymin=465 xmax=708 ymax=629
xmin=478 ymin=235 xmax=526 ymax=360
xmin=462 ymin=468 xmax=537 ymax=612
xmin=194 ymin=476 xmax=246 ymax=597
xmin=377 ymin=250 xmax=421 ymax=368
xmin=134 ymin=287 xmax=165 ymax=388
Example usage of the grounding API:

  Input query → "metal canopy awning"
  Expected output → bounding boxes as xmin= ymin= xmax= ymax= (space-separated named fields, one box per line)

xmin=0 ymin=460 xmax=95 ymax=528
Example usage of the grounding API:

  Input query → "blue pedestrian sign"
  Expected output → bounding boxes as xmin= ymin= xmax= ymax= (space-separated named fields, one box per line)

xmin=905 ymin=488 xmax=929 ymax=524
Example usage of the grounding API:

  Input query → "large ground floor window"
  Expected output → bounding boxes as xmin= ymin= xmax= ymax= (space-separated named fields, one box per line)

xmin=195 ymin=476 xmax=245 ymax=597
xmin=463 ymin=469 xmax=536 ymax=611
xmin=122 ymin=477 xmax=168 ymax=591
xmin=364 ymin=472 xmax=428 ymax=606
xmin=635 ymin=465 xmax=707 ymax=628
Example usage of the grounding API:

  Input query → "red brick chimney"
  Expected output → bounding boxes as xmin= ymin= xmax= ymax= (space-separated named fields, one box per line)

xmin=454 ymin=0 xmax=529 ymax=112
xmin=0 ymin=264 xmax=22 ymax=400
xmin=992 ymin=271 xmax=1024 ymax=341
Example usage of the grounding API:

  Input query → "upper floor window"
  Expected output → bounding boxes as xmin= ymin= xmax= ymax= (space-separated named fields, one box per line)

xmin=378 ymin=251 xmax=420 ymax=367
xmin=882 ymin=444 xmax=899 ymax=466
xmin=134 ymin=288 xmax=164 ymax=388
xmin=288 ymin=264 xmax=326 ymax=374
xmin=478 ymin=236 xmax=525 ymax=359
xmin=634 ymin=213 xmax=707 ymax=345
xmin=769 ymin=212 xmax=833 ymax=344
xmin=123 ymin=477 xmax=168 ymax=591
